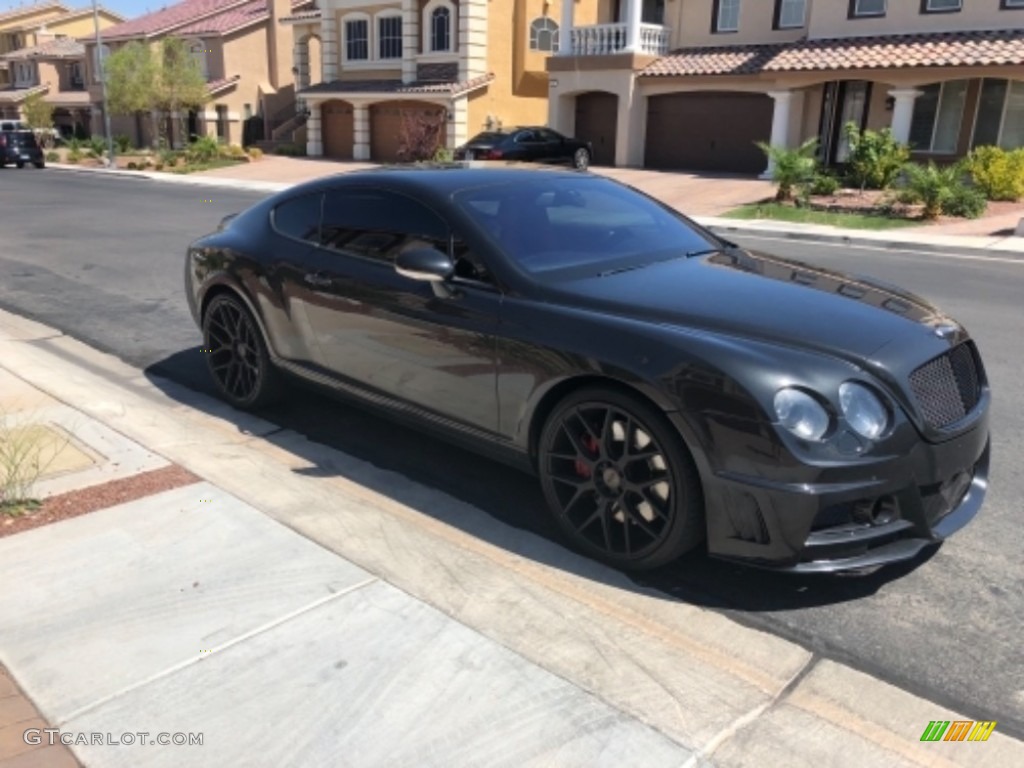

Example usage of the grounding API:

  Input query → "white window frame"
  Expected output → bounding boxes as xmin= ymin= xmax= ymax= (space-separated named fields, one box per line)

xmin=715 ymin=0 xmax=740 ymax=33
xmin=776 ymin=0 xmax=806 ymax=28
xmin=375 ymin=12 xmax=403 ymax=60
xmin=341 ymin=12 xmax=372 ymax=63
xmin=924 ymin=0 xmax=961 ymax=11
xmin=92 ymin=43 xmax=110 ymax=83
xmin=529 ymin=17 xmax=559 ymax=52
xmin=422 ymin=0 xmax=456 ymax=54
xmin=1003 ymin=0 xmax=1024 ymax=6
xmin=970 ymin=78 xmax=1024 ymax=150
xmin=852 ymin=0 xmax=886 ymax=17
xmin=912 ymin=80 xmax=968 ymax=154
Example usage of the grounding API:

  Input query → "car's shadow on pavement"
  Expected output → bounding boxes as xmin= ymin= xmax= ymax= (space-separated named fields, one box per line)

xmin=146 ymin=347 xmax=937 ymax=615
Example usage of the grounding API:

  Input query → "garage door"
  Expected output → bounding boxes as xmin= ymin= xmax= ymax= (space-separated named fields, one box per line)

xmin=645 ymin=92 xmax=773 ymax=174
xmin=322 ymin=100 xmax=354 ymax=160
xmin=574 ymin=92 xmax=618 ymax=166
xmin=370 ymin=101 xmax=447 ymax=163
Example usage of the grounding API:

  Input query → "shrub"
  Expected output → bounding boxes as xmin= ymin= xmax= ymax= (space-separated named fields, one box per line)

xmin=964 ymin=145 xmax=1024 ymax=201
xmin=221 ymin=143 xmax=247 ymax=159
xmin=1 ymin=411 xmax=68 ymax=516
xmin=88 ymin=136 xmax=107 ymax=157
xmin=186 ymin=135 xmax=221 ymax=164
xmin=126 ymin=161 xmax=138 ymax=170
xmin=247 ymin=147 xmax=264 ymax=160
xmin=159 ymin=148 xmax=178 ymax=167
xmin=114 ymin=135 xmax=132 ymax=153
xmin=45 ymin=151 xmax=58 ymax=162
xmin=66 ymin=148 xmax=82 ymax=164
xmin=154 ymin=162 xmax=164 ymax=171
xmin=397 ymin=111 xmax=445 ymax=163
xmin=67 ymin=137 xmax=81 ymax=152
xmin=432 ymin=146 xmax=454 ymax=163
xmin=942 ymin=184 xmax=987 ymax=219
xmin=807 ymin=172 xmax=840 ymax=196
xmin=844 ymin=123 xmax=910 ymax=190
xmin=899 ymin=162 xmax=973 ymax=220
xmin=755 ymin=137 xmax=819 ymax=202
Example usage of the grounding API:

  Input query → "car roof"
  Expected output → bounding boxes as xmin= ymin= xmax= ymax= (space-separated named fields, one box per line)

xmin=293 ymin=162 xmax=591 ymax=197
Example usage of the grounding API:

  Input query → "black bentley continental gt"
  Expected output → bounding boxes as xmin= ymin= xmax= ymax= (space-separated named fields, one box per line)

xmin=186 ymin=165 xmax=990 ymax=573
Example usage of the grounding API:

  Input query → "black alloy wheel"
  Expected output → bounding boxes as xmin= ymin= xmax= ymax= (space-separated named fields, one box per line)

xmin=202 ymin=294 xmax=282 ymax=409
xmin=538 ymin=387 xmax=704 ymax=570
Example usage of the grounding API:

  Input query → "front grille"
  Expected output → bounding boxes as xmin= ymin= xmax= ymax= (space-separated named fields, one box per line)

xmin=909 ymin=343 xmax=982 ymax=429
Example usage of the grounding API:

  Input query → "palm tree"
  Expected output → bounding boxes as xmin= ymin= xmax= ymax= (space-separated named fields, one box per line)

xmin=756 ymin=138 xmax=820 ymax=202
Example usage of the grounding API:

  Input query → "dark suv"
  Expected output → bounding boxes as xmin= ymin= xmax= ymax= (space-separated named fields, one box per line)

xmin=0 ymin=130 xmax=45 ymax=169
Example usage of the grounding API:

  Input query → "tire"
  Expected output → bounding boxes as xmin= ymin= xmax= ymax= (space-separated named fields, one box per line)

xmin=572 ymin=147 xmax=591 ymax=170
xmin=15 ymin=161 xmax=24 ymax=169
xmin=202 ymin=293 xmax=283 ymax=410
xmin=33 ymin=162 xmax=44 ymax=169
xmin=538 ymin=386 xmax=705 ymax=571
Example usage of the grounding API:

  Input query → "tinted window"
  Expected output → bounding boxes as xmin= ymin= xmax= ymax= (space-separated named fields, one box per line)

xmin=537 ymin=129 xmax=561 ymax=142
xmin=514 ymin=130 xmax=538 ymax=143
xmin=454 ymin=177 xmax=718 ymax=276
xmin=467 ymin=131 xmax=507 ymax=144
xmin=272 ymin=192 xmax=322 ymax=243
xmin=321 ymin=188 xmax=449 ymax=262
xmin=8 ymin=131 xmax=38 ymax=147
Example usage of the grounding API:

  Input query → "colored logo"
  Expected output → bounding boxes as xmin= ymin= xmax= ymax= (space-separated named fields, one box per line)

xmin=920 ymin=720 xmax=997 ymax=742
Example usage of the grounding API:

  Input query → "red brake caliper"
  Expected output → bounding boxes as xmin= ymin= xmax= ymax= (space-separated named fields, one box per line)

xmin=574 ymin=434 xmax=600 ymax=478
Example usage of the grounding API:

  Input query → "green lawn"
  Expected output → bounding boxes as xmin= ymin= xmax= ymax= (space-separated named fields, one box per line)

xmin=724 ymin=202 xmax=920 ymax=231
xmin=168 ymin=157 xmax=247 ymax=174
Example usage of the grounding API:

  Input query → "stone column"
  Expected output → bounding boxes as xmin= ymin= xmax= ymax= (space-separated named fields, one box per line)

xmin=623 ymin=0 xmax=643 ymax=54
xmin=320 ymin=12 xmax=338 ymax=82
xmin=459 ymin=0 xmax=488 ymax=81
xmin=558 ymin=0 xmax=574 ymax=55
xmin=402 ymin=0 xmax=418 ymax=83
xmin=889 ymin=88 xmax=923 ymax=145
xmin=306 ymin=100 xmax=322 ymax=156
xmin=293 ymin=36 xmax=308 ymax=111
xmin=760 ymin=90 xmax=794 ymax=179
xmin=353 ymin=103 xmax=370 ymax=160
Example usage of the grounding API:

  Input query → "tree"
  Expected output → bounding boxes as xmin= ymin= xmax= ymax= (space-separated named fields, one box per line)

xmin=156 ymin=37 xmax=208 ymax=146
xmin=843 ymin=122 xmax=909 ymax=190
xmin=22 ymin=93 xmax=54 ymax=147
xmin=756 ymin=138 xmax=819 ymax=202
xmin=105 ymin=41 xmax=159 ymax=148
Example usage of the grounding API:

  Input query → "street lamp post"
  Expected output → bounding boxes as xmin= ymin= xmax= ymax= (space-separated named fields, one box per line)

xmin=92 ymin=0 xmax=114 ymax=167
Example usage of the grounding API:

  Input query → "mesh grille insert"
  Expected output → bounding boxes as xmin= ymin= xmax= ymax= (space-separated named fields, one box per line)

xmin=909 ymin=343 xmax=982 ymax=429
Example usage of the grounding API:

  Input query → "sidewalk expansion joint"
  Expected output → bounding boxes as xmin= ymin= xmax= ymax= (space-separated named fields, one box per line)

xmin=54 ymin=576 xmax=379 ymax=728
xmin=679 ymin=654 xmax=820 ymax=767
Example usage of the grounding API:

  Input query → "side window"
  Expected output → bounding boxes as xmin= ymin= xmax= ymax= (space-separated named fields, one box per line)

xmin=538 ymin=129 xmax=560 ymax=142
xmin=514 ymin=130 xmax=537 ymax=143
xmin=271 ymin=192 xmax=322 ymax=243
xmin=321 ymin=189 xmax=449 ymax=263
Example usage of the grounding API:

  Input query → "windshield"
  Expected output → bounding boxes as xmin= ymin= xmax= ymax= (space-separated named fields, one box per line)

xmin=453 ymin=177 xmax=720 ymax=277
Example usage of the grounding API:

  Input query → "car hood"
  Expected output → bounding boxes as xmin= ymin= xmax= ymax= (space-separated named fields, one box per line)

xmin=548 ymin=248 xmax=958 ymax=368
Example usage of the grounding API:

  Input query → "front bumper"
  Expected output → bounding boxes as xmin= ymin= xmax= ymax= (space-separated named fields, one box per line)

xmin=697 ymin=415 xmax=990 ymax=573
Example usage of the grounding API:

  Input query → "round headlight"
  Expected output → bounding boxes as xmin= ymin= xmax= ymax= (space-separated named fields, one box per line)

xmin=839 ymin=382 xmax=889 ymax=440
xmin=774 ymin=388 xmax=831 ymax=441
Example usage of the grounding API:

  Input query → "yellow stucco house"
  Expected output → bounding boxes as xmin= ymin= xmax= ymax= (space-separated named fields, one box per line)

xmin=0 ymin=2 xmax=123 ymax=130
xmin=547 ymin=0 xmax=1024 ymax=174
xmin=82 ymin=0 xmax=317 ymax=148
xmin=286 ymin=0 xmax=594 ymax=161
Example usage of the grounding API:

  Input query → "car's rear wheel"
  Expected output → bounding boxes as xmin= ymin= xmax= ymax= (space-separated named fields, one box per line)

xmin=33 ymin=162 xmax=44 ymax=169
xmin=15 ymin=161 xmax=24 ymax=169
xmin=572 ymin=148 xmax=591 ymax=170
xmin=538 ymin=387 xmax=704 ymax=570
xmin=202 ymin=294 xmax=283 ymax=410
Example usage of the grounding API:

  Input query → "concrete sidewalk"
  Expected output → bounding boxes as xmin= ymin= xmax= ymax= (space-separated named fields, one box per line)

xmin=44 ymin=157 xmax=1024 ymax=258
xmin=1 ymin=311 xmax=1023 ymax=768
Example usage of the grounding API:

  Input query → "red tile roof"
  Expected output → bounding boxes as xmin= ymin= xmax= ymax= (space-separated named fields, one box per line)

xmin=764 ymin=29 xmax=1024 ymax=72
xmin=207 ymin=74 xmax=240 ymax=94
xmin=98 ymin=0 xmax=251 ymax=40
xmin=0 ymin=36 xmax=84 ymax=61
xmin=174 ymin=0 xmax=267 ymax=35
xmin=302 ymin=73 xmax=495 ymax=98
xmin=640 ymin=29 xmax=1024 ymax=78
xmin=0 ymin=2 xmax=67 ymax=25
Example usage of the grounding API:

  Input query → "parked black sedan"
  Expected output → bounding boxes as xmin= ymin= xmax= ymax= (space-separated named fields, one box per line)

xmin=454 ymin=128 xmax=593 ymax=169
xmin=186 ymin=165 xmax=990 ymax=573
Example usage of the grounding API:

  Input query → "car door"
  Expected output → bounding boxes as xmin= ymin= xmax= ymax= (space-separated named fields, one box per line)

xmin=534 ymin=129 xmax=565 ymax=164
xmin=300 ymin=186 xmax=501 ymax=433
xmin=511 ymin=129 xmax=544 ymax=162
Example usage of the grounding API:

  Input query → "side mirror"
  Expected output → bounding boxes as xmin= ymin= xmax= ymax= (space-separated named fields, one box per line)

xmin=395 ymin=246 xmax=454 ymax=283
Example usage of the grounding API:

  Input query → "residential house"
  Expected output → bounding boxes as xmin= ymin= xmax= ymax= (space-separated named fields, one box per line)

xmin=0 ymin=2 xmax=70 ymax=88
xmin=0 ymin=4 xmax=123 ymax=133
xmin=82 ymin=0 xmax=315 ymax=148
xmin=547 ymin=0 xmax=1024 ymax=174
xmin=288 ymin=0 xmax=600 ymax=161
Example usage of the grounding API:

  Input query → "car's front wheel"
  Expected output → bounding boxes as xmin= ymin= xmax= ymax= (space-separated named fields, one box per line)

xmin=572 ymin=148 xmax=591 ymax=170
xmin=15 ymin=161 xmax=24 ymax=169
xmin=538 ymin=387 xmax=705 ymax=570
xmin=33 ymin=161 xmax=44 ymax=169
xmin=202 ymin=293 xmax=283 ymax=410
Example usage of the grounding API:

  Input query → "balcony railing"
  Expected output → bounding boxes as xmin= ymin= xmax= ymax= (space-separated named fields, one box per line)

xmin=568 ymin=23 xmax=671 ymax=57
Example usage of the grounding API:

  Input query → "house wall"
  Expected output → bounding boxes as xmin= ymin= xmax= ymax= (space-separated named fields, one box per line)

xmin=669 ymin=0 xmax=807 ymax=49
xmin=35 ymin=10 xmax=123 ymax=41
xmin=221 ymin=24 xmax=279 ymax=143
xmin=808 ymin=0 xmax=1020 ymax=38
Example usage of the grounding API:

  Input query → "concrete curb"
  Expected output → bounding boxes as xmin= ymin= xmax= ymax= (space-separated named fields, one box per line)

xmin=44 ymin=162 xmax=1024 ymax=258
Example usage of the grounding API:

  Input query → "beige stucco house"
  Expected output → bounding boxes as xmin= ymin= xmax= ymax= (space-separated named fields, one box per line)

xmin=0 ymin=2 xmax=123 ymax=128
xmin=548 ymin=0 xmax=1024 ymax=174
xmin=82 ymin=0 xmax=316 ymax=148
xmin=288 ymin=0 xmax=596 ymax=161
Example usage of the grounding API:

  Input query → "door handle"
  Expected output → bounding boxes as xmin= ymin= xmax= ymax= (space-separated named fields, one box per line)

xmin=304 ymin=271 xmax=332 ymax=287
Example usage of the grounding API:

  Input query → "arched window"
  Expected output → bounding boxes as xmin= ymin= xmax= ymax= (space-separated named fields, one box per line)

xmin=187 ymin=39 xmax=209 ymax=81
xmin=427 ymin=3 xmax=452 ymax=53
xmin=529 ymin=17 xmax=559 ymax=52
xmin=92 ymin=44 xmax=109 ymax=83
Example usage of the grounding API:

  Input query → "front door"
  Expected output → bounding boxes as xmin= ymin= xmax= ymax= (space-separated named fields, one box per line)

xmin=819 ymin=80 xmax=872 ymax=165
xmin=301 ymin=186 xmax=500 ymax=433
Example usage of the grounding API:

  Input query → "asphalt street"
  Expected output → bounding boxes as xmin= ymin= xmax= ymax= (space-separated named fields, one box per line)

xmin=2 ymin=169 xmax=1022 ymax=738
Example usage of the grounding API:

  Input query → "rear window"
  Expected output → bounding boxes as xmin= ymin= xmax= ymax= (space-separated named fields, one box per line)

xmin=466 ymin=132 xmax=507 ymax=144
xmin=8 ymin=131 xmax=38 ymax=147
